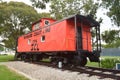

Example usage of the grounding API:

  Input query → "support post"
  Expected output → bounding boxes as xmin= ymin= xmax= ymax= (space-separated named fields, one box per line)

xmin=74 ymin=15 xmax=78 ymax=50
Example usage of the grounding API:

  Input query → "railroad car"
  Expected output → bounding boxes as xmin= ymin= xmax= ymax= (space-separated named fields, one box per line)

xmin=15 ymin=14 xmax=101 ymax=66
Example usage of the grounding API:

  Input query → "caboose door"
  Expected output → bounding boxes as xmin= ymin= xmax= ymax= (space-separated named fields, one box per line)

xmin=82 ymin=27 xmax=92 ymax=52
xmin=77 ymin=26 xmax=82 ymax=50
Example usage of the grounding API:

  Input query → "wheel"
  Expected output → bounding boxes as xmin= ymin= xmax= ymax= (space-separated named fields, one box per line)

xmin=50 ymin=57 xmax=58 ymax=65
xmin=24 ymin=54 xmax=31 ymax=62
xmin=20 ymin=54 xmax=26 ymax=61
xmin=74 ymin=56 xmax=87 ymax=67
xmin=79 ymin=57 xmax=87 ymax=66
xmin=32 ymin=54 xmax=40 ymax=62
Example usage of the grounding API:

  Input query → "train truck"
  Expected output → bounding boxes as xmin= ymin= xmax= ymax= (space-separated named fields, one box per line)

xmin=15 ymin=14 xmax=101 ymax=66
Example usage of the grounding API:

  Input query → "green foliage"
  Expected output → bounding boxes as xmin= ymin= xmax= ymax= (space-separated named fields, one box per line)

xmin=0 ymin=1 xmax=40 ymax=49
xmin=31 ymin=0 xmax=100 ymax=20
xmin=102 ymin=0 xmax=120 ymax=26
xmin=0 ymin=65 xmax=29 ymax=80
xmin=50 ymin=0 xmax=100 ymax=20
xmin=101 ymin=30 xmax=120 ymax=48
xmin=102 ymin=40 xmax=120 ymax=48
xmin=101 ymin=58 xmax=120 ymax=69
xmin=101 ymin=30 xmax=120 ymax=43
xmin=39 ymin=12 xmax=52 ymax=18
xmin=0 ymin=46 xmax=4 ymax=51
xmin=87 ymin=56 xmax=120 ymax=68
xmin=0 ymin=55 xmax=14 ymax=62
xmin=30 ymin=0 xmax=49 ymax=9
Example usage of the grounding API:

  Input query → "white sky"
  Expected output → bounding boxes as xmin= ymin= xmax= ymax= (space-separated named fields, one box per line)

xmin=2 ymin=0 xmax=119 ymax=33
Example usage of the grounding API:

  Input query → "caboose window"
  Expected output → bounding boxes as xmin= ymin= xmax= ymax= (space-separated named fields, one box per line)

xmin=34 ymin=22 xmax=40 ymax=30
xmin=41 ymin=35 xmax=45 ymax=42
xmin=44 ymin=20 xmax=50 ymax=25
xmin=28 ymin=39 xmax=31 ymax=45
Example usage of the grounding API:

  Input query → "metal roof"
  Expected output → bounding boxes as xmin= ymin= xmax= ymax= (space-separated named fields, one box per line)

xmin=62 ymin=14 xmax=100 ymax=27
xmin=32 ymin=14 xmax=100 ymax=27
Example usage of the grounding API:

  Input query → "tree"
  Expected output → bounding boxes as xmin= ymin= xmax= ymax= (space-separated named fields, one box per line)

xmin=101 ymin=30 xmax=120 ymax=48
xmin=30 ymin=0 xmax=100 ymax=20
xmin=0 ymin=1 xmax=40 ymax=49
xmin=102 ymin=0 xmax=120 ymax=26
xmin=39 ymin=12 xmax=51 ymax=18
xmin=0 ymin=45 xmax=4 ymax=51
xmin=30 ymin=0 xmax=49 ymax=9
xmin=50 ymin=0 xmax=100 ymax=20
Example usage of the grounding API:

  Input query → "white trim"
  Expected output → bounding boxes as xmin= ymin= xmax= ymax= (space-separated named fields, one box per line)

xmin=28 ymin=39 xmax=31 ymax=45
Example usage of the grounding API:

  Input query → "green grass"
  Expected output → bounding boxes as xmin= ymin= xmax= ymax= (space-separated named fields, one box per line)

xmin=86 ymin=61 xmax=100 ymax=67
xmin=101 ymin=56 xmax=120 ymax=59
xmin=0 ymin=55 xmax=14 ymax=62
xmin=86 ymin=56 xmax=120 ymax=68
xmin=42 ymin=58 xmax=50 ymax=62
xmin=0 ymin=65 xmax=29 ymax=80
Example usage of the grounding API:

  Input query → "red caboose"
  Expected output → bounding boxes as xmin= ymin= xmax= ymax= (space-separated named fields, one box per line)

xmin=15 ymin=14 xmax=101 ymax=66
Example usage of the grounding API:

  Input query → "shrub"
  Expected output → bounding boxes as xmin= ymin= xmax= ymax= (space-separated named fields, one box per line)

xmin=101 ymin=58 xmax=120 ymax=69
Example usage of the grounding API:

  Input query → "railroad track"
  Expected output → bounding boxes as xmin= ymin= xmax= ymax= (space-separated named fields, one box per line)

xmin=71 ymin=66 xmax=120 ymax=79
xmin=29 ymin=61 xmax=120 ymax=80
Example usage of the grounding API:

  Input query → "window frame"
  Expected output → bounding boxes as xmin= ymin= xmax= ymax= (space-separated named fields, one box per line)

xmin=28 ymin=39 xmax=31 ymax=45
xmin=44 ymin=20 xmax=50 ymax=26
xmin=34 ymin=22 xmax=40 ymax=30
xmin=41 ymin=35 xmax=45 ymax=42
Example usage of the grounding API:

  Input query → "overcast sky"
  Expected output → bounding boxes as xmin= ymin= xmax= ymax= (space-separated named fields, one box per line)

xmin=3 ymin=0 xmax=119 ymax=32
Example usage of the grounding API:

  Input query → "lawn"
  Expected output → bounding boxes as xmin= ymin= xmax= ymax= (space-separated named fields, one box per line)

xmin=101 ymin=56 xmax=120 ymax=59
xmin=0 ymin=55 xmax=29 ymax=80
xmin=86 ymin=61 xmax=100 ymax=67
xmin=0 ymin=65 xmax=29 ymax=80
xmin=86 ymin=56 xmax=120 ymax=68
xmin=0 ymin=55 xmax=14 ymax=62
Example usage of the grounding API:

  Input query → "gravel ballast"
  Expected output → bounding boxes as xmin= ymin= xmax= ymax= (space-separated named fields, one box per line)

xmin=3 ymin=61 xmax=114 ymax=80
